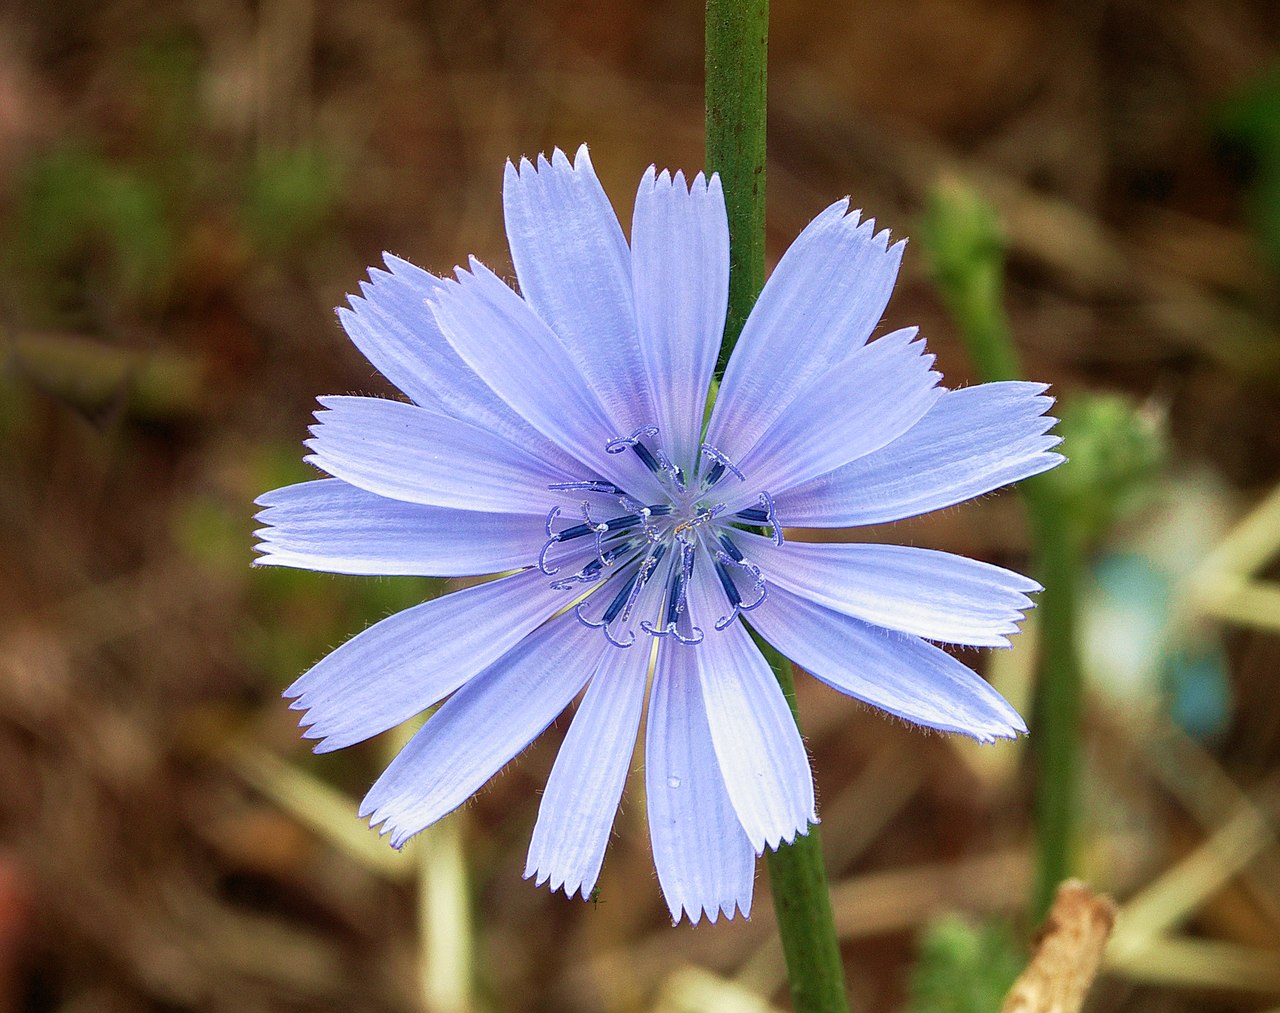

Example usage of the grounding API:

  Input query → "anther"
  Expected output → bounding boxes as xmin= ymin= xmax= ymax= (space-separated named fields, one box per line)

xmin=698 ymin=444 xmax=745 ymax=489
xmin=733 ymin=494 xmax=784 ymax=546
xmin=547 ymin=480 xmax=624 ymax=496
xmin=718 ymin=532 xmax=744 ymax=562
xmin=642 ymin=540 xmax=696 ymax=641
xmin=757 ymin=491 xmax=784 ymax=546
xmin=538 ymin=536 xmax=561 ymax=575
xmin=712 ymin=550 xmax=767 ymax=629
xmin=605 ymin=425 xmax=661 ymax=455
xmin=654 ymin=446 xmax=687 ymax=491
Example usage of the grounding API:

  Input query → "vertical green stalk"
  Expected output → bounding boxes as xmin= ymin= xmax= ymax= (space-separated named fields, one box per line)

xmin=705 ymin=0 xmax=767 ymax=373
xmin=707 ymin=4 xmax=849 ymax=1010
xmin=1024 ymin=510 xmax=1080 ymax=921
xmin=755 ymin=636 xmax=850 ymax=1013
xmin=919 ymin=183 xmax=1083 ymax=922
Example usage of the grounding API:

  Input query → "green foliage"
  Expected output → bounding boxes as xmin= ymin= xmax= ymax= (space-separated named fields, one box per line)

xmin=1219 ymin=63 xmax=1280 ymax=272
xmin=11 ymin=145 xmax=176 ymax=320
xmin=0 ymin=364 xmax=29 ymax=447
xmin=917 ymin=180 xmax=1019 ymax=383
xmin=904 ymin=915 xmax=1024 ymax=1013
xmin=918 ymin=181 xmax=1005 ymax=292
xmin=7 ymin=29 xmax=343 ymax=330
xmin=228 ymin=444 xmax=439 ymax=690
xmin=1043 ymin=393 xmax=1166 ymax=549
xmin=132 ymin=31 xmax=203 ymax=160
xmin=242 ymin=147 xmax=344 ymax=257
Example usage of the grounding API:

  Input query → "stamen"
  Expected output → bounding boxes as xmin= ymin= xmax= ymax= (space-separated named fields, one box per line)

xmin=735 ymin=494 xmax=784 ymax=546
xmin=550 ymin=538 xmax=645 ymax=589
xmin=605 ymin=425 xmax=666 ymax=476
xmin=757 ymin=491 xmax=784 ymax=546
xmin=538 ymin=535 xmax=562 ymax=575
xmin=605 ymin=425 xmax=661 ymax=455
xmin=549 ymin=558 xmax=602 ymax=590
xmin=575 ymin=571 xmax=637 ymax=634
xmin=544 ymin=428 xmax=775 ymax=647
xmin=712 ymin=549 xmax=767 ymax=630
xmin=547 ymin=480 xmax=625 ymax=496
xmin=574 ymin=544 xmax=667 ymax=648
xmin=654 ymin=446 xmax=687 ymax=492
xmin=632 ymin=442 xmax=662 ymax=475
xmin=713 ymin=557 xmax=742 ymax=610
xmin=605 ymin=425 xmax=690 ymax=486
xmin=718 ymin=532 xmax=744 ymax=562
xmin=698 ymin=443 xmax=745 ymax=490
xmin=642 ymin=540 xmax=700 ymax=643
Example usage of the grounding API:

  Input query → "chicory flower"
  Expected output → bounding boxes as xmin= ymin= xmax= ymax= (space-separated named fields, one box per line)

xmin=255 ymin=145 xmax=1062 ymax=924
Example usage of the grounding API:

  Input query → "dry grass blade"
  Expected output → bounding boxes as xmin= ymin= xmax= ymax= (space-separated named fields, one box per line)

xmin=417 ymin=817 xmax=473 ymax=1013
xmin=1188 ymin=485 xmax=1280 ymax=633
xmin=1108 ymin=800 xmax=1277 ymax=955
xmin=225 ymin=740 xmax=414 ymax=881
xmin=830 ymin=848 xmax=1030 ymax=939
xmin=655 ymin=966 xmax=782 ymax=1013
xmin=1106 ymin=937 xmax=1280 ymax=994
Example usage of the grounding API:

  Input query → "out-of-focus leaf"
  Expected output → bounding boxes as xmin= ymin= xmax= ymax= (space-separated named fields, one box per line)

xmin=905 ymin=914 xmax=1023 ymax=1013
xmin=1044 ymin=393 xmax=1166 ymax=549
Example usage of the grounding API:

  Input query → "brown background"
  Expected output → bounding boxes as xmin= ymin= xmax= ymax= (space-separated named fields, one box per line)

xmin=1 ymin=1 xmax=1279 ymax=1010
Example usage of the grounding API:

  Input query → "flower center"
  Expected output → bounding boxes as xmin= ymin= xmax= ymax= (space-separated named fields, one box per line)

xmin=538 ymin=426 xmax=782 ymax=648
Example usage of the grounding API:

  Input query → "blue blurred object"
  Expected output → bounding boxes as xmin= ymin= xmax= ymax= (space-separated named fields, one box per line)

xmin=1164 ymin=644 xmax=1232 ymax=741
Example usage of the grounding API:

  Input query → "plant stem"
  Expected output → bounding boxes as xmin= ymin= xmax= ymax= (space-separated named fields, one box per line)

xmin=757 ymin=636 xmax=850 ymax=1013
xmin=705 ymin=0 xmax=767 ymax=372
xmin=920 ymin=182 xmax=1083 ymax=922
xmin=1024 ymin=503 xmax=1081 ymax=920
xmin=707 ymin=4 xmax=849 ymax=1009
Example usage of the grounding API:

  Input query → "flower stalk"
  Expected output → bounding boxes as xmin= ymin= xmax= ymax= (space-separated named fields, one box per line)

xmin=919 ymin=181 xmax=1084 ymax=921
xmin=707 ymin=3 xmax=850 ymax=1009
xmin=756 ymin=636 xmax=850 ymax=1013
xmin=705 ymin=0 xmax=767 ymax=375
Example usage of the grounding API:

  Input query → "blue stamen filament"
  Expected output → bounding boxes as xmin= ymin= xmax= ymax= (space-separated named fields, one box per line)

xmin=545 ymin=426 xmax=778 ymax=647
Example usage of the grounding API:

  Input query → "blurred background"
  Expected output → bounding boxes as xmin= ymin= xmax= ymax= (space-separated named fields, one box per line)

xmin=2 ymin=0 xmax=1279 ymax=1010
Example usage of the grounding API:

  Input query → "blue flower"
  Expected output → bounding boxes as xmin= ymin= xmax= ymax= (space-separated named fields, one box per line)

xmin=255 ymin=145 xmax=1063 ymax=925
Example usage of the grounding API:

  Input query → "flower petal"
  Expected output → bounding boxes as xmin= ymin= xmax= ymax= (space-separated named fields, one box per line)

xmin=254 ymin=479 xmax=546 ymax=576
xmin=748 ymin=584 xmax=1026 ymax=743
xmin=360 ymin=614 xmax=598 ymax=849
xmin=727 ymin=329 xmax=941 ymax=507
xmin=503 ymin=145 xmax=654 ymax=435
xmin=342 ymin=257 xmax=583 ymax=476
xmin=685 ymin=565 xmax=816 ymax=851
xmin=773 ymin=382 xmax=1063 ymax=526
xmin=285 ymin=568 xmax=566 ymax=751
xmin=646 ymin=642 xmax=756 ymax=925
xmin=630 ymin=167 xmax=728 ymax=471
xmin=524 ymin=639 xmax=649 ymax=899
xmin=304 ymin=395 xmax=573 ymax=514
xmin=428 ymin=259 xmax=660 ymax=498
xmin=705 ymin=201 xmax=904 ymax=464
xmin=336 ymin=258 xmax=452 ymax=410
xmin=738 ymin=532 xmax=1039 ymax=648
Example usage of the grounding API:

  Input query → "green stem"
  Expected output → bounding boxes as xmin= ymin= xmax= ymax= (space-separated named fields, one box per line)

xmin=706 ymin=4 xmax=849 ymax=1009
xmin=756 ymin=636 xmax=850 ymax=1013
xmin=1023 ymin=498 xmax=1081 ymax=920
xmin=920 ymin=183 xmax=1083 ymax=922
xmin=705 ymin=0 xmax=767 ymax=368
